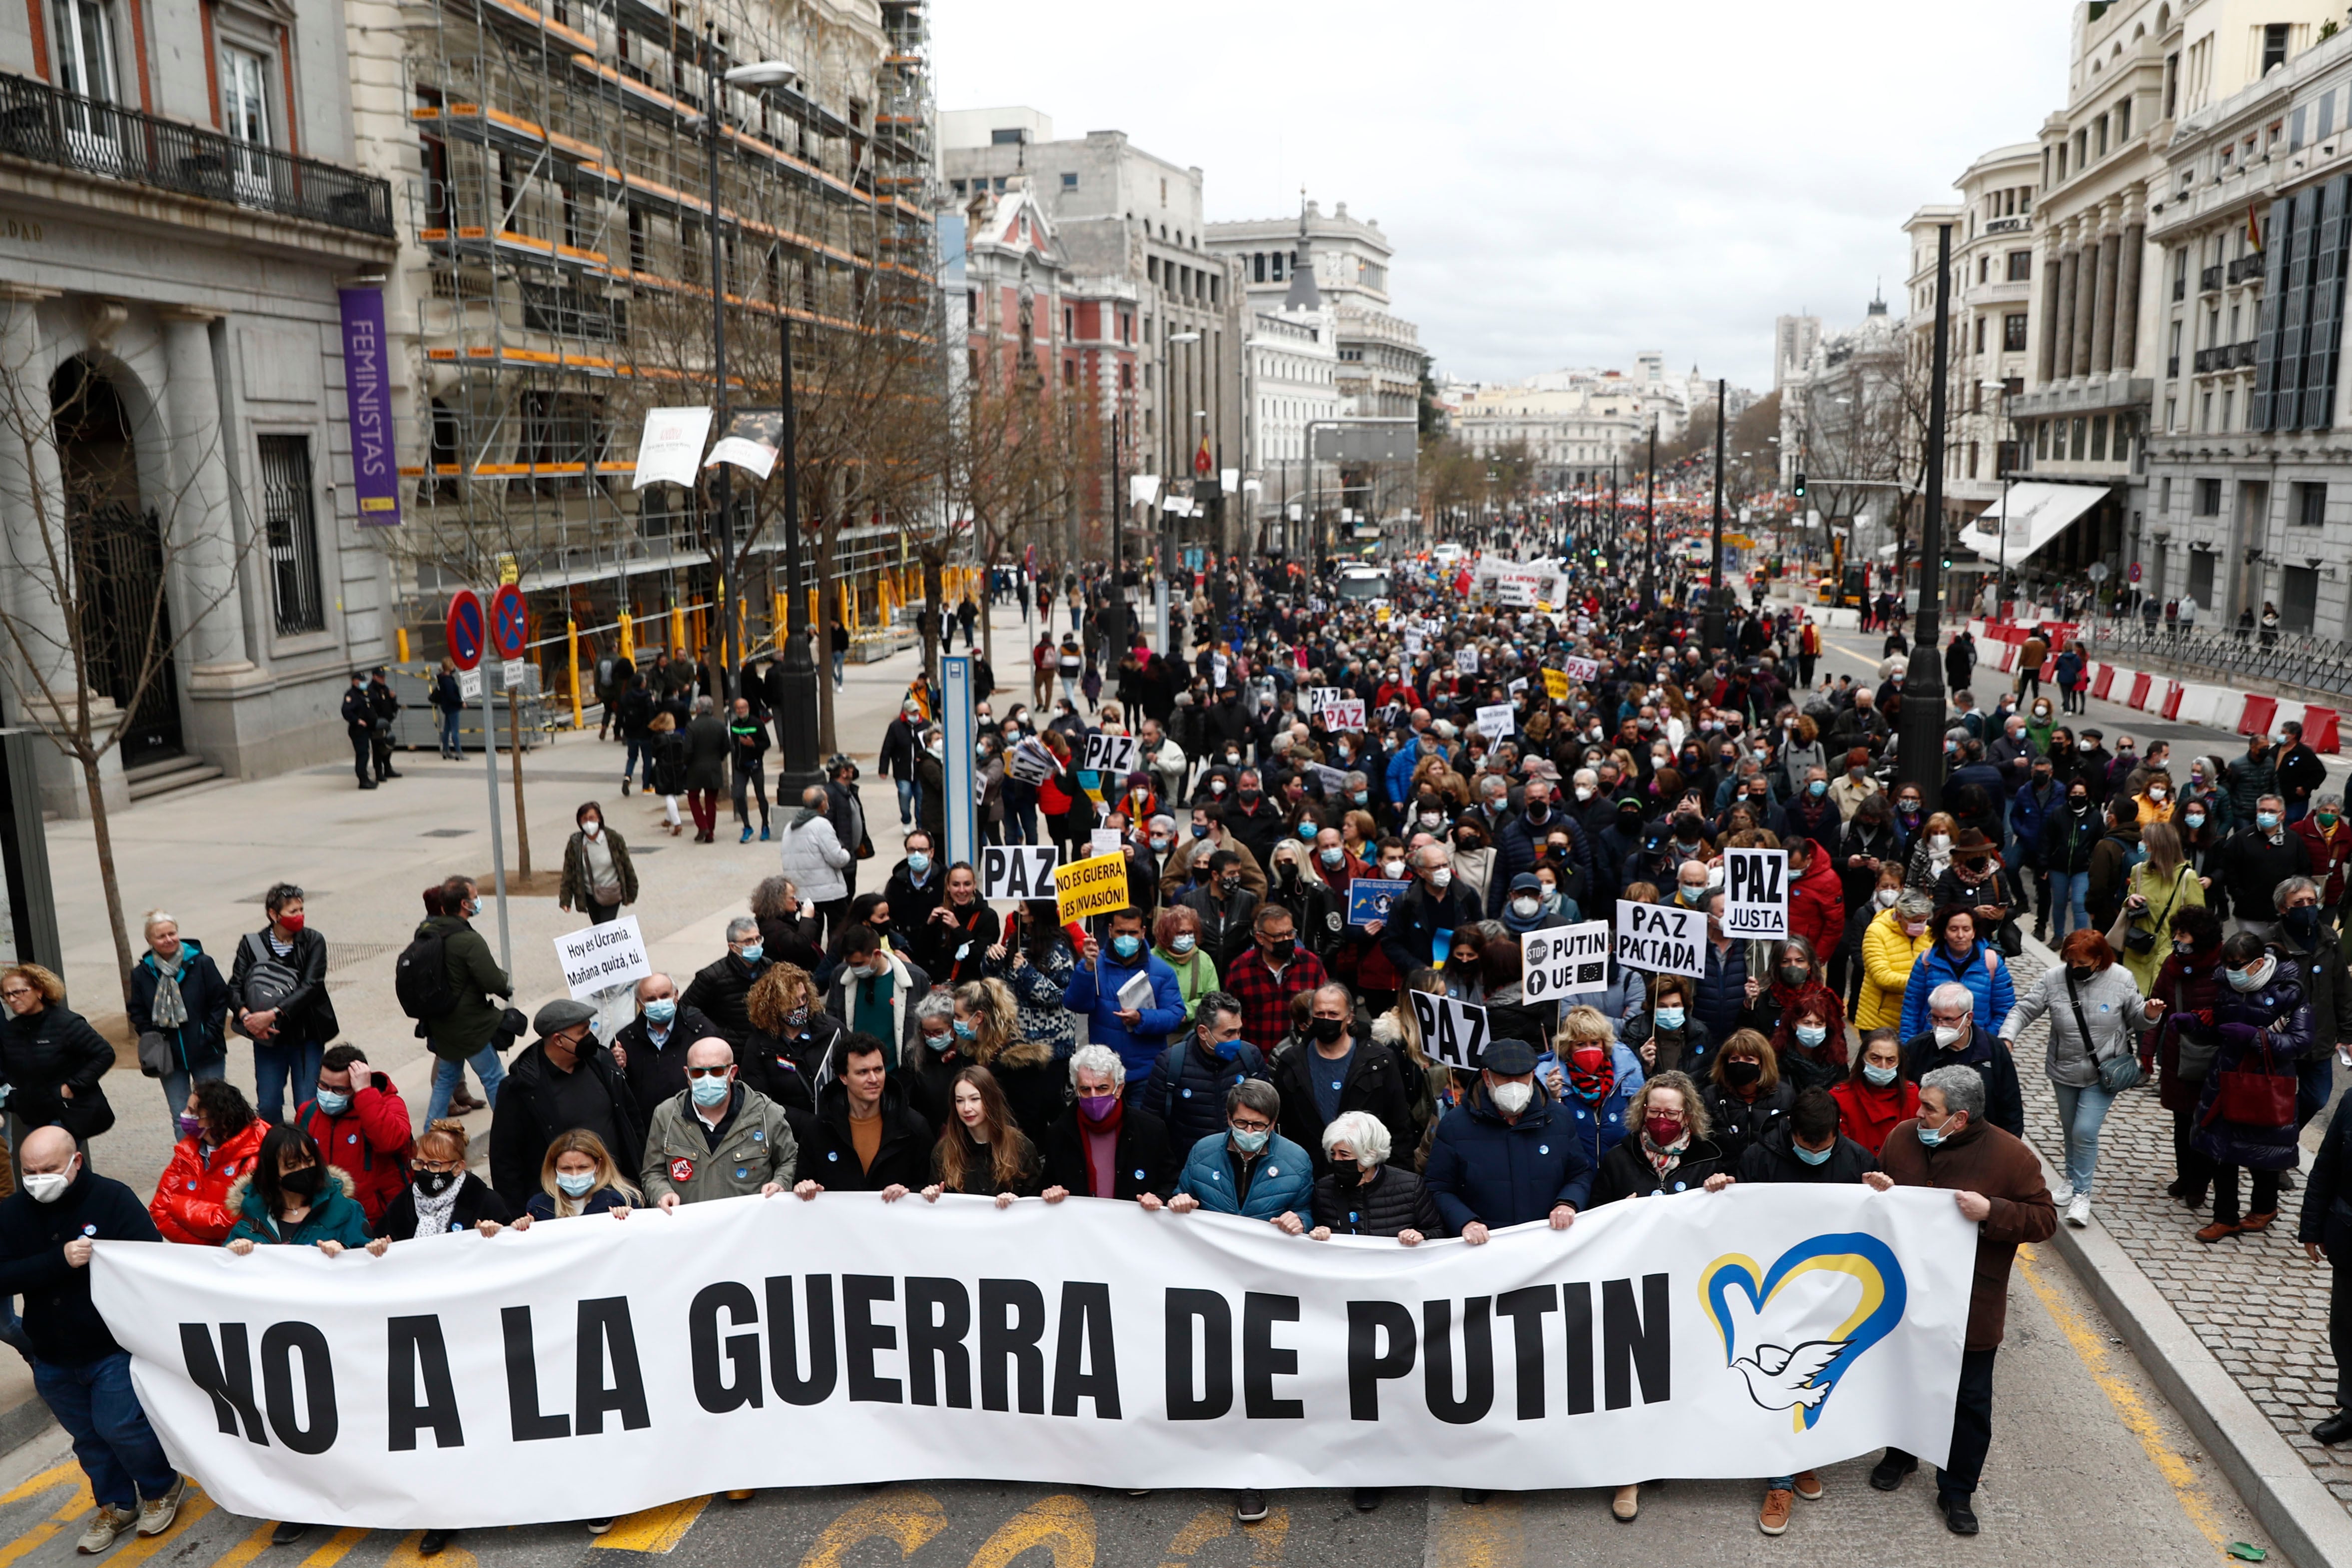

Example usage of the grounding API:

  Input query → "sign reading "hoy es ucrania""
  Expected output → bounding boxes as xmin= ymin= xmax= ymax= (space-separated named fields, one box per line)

xmin=552 ymin=916 xmax=652 ymax=999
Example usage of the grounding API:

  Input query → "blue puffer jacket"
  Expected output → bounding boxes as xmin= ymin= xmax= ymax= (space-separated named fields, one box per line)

xmin=1064 ymin=950 xmax=1186 ymax=1081
xmin=2007 ymin=780 xmax=2062 ymax=869
xmin=1422 ymin=1082 xmax=1595 ymax=1235
xmin=1899 ymin=939 xmax=2016 ymax=1043
xmin=1549 ymin=1042 xmax=1646 ymax=1170
xmin=2191 ymin=961 xmax=2315 ymax=1173
xmin=1174 ymin=1131 xmax=1313 ymax=1226
xmin=1140 ymin=1037 xmax=1270 ymax=1154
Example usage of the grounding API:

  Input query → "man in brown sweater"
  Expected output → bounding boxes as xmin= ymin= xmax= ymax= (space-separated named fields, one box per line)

xmin=1866 ymin=1062 xmax=2056 ymax=1536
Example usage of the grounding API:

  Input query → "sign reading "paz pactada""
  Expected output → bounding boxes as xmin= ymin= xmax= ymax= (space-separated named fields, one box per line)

xmin=1616 ymin=900 xmax=1705 ymax=979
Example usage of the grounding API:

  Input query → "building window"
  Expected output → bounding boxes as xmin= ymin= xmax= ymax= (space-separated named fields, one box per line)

xmin=1060 ymin=171 xmax=1077 ymax=190
xmin=2222 ymin=388 xmax=2235 ymax=428
xmin=2004 ymin=312 xmax=2028 ymax=351
xmin=2007 ymin=250 xmax=2032 ymax=282
xmin=2096 ymin=114 xmax=2108 ymax=158
xmin=1252 ymin=253 xmax=1265 ymax=283
xmin=2070 ymin=415 xmax=2087 ymax=457
xmin=2263 ymin=22 xmax=2290 ymax=76
xmin=256 ymin=435 xmax=326 ymax=636
xmin=1063 ymin=358 xmax=1075 ymax=387
xmin=2035 ymin=420 xmax=2050 ymax=459
xmin=2296 ymin=481 xmax=2327 ymax=526
xmin=2159 ymin=476 xmax=2172 ymax=514
xmin=2195 ymin=476 xmax=2222 ymax=515
xmin=51 ymin=0 xmax=119 ymax=105
xmin=2118 ymin=97 xmax=2132 ymax=141
xmin=1974 ymin=316 xmax=1986 ymax=354
xmin=2090 ymin=415 xmax=2108 ymax=461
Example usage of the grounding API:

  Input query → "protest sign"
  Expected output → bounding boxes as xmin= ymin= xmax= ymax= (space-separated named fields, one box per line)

xmin=1542 ymin=668 xmax=1572 ymax=701
xmin=1089 ymin=828 xmax=1125 ymax=859
xmin=1054 ymin=850 xmax=1132 ymax=923
xmin=1722 ymin=847 xmax=1789 ymax=939
xmin=1007 ymin=737 xmax=1058 ymax=784
xmin=1507 ymin=677 xmax=1528 ymax=699
xmin=1475 ymin=704 xmax=1517 ymax=741
xmin=1346 ymin=878 xmax=1411 ymax=926
xmin=1407 ymin=991 xmax=1490 ymax=1070
xmin=1616 ymin=900 xmax=1706 ymax=978
xmin=1082 ymin=733 xmax=1137 ymax=776
xmin=1323 ymin=699 xmax=1367 ymax=731
xmin=93 ymin=1187 xmax=1971 ymax=1525
xmin=980 ymin=845 xmax=1059 ymax=902
xmin=1309 ymin=763 xmax=1351 ymax=795
xmin=1562 ymin=655 xmax=1599 ymax=683
xmin=1522 ymin=920 xmax=1611 ymax=1002
xmin=1405 ymin=632 xmax=1425 ymax=655
xmin=552 ymin=916 xmax=651 ymax=1000
xmin=1455 ymin=648 xmax=1480 ymax=674
xmin=1308 ymin=687 xmax=1341 ymax=717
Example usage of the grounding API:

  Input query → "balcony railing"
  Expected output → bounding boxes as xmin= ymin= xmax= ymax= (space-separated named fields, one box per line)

xmin=2228 ymin=255 xmax=2265 ymax=285
xmin=2201 ymin=264 xmax=2225 ymax=292
xmin=0 ymin=71 xmax=392 ymax=238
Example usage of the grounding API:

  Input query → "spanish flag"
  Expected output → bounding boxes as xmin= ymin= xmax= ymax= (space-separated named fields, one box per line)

xmin=2248 ymin=200 xmax=2265 ymax=253
xmin=1193 ymin=433 xmax=1213 ymax=477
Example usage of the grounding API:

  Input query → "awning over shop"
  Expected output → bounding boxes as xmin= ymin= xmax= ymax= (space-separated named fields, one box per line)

xmin=1957 ymin=482 xmax=2106 ymax=567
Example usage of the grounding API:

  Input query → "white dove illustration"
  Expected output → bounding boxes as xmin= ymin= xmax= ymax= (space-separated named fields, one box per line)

xmin=1731 ymin=1340 xmax=1849 ymax=1411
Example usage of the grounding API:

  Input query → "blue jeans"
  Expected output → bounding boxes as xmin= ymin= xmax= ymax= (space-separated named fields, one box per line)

xmin=832 ymin=650 xmax=846 ymax=689
xmin=33 ymin=1352 xmax=177 ymax=1509
xmin=252 ymin=1037 xmax=323 ymax=1125
xmin=426 ymin=1045 xmax=505 ymax=1121
xmin=2051 ymin=1079 xmax=2118 ymax=1195
xmin=438 ymin=706 xmax=462 ymax=757
xmin=157 ymin=1058 xmax=226 ymax=1137
xmin=624 ymin=736 xmax=648 ymax=785
xmin=895 ymin=776 xmax=916 ymax=825
xmin=2045 ymin=870 xmax=2089 ymax=938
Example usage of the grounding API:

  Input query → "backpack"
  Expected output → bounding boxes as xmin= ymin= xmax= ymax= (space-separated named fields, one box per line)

xmin=395 ymin=927 xmax=458 ymax=1021
xmin=233 ymin=933 xmax=303 ymax=1038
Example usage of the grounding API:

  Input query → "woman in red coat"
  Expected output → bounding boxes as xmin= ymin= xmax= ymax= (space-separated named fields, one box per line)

xmin=1830 ymin=1028 xmax=1918 ymax=1158
xmin=149 ymin=1079 xmax=268 ymax=1245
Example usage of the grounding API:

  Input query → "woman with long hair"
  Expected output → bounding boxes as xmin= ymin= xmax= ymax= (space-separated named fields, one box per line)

xmin=528 ymin=1129 xmax=643 ymax=1220
xmin=2112 ymin=819 xmax=2202 ymax=993
xmin=921 ymin=1065 xmax=1041 ymax=1203
xmin=1905 ymin=810 xmax=1958 ymax=889
xmin=955 ymin=977 xmax=1065 ymax=1146
xmin=984 ymin=899 xmax=1079 ymax=1060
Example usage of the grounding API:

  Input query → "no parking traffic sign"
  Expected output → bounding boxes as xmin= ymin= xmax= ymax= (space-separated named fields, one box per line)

xmin=445 ymin=590 xmax=485 ymax=672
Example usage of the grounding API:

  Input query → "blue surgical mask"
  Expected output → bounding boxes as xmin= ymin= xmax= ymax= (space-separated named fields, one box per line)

xmin=907 ymin=852 xmax=932 ymax=876
xmin=1296 ymin=822 xmax=1317 ymax=839
xmin=1111 ymin=934 xmax=1142 ymax=960
xmin=737 ymin=944 xmax=764 ymax=965
xmin=1170 ymin=933 xmax=1197 ymax=955
xmin=1807 ymin=780 xmax=1828 ymax=797
xmin=556 ymin=1170 xmax=597 ymax=1198
xmin=313 ymin=1089 xmax=351 ymax=1116
xmin=1653 ymin=1006 xmax=1685 ymax=1030
xmin=1228 ymin=1125 xmax=1270 ymax=1153
xmin=1319 ymin=847 xmax=1344 ymax=867
xmin=1863 ymin=1062 xmax=1899 ymax=1086
xmin=1352 ymin=791 xmax=1369 ymax=804
xmin=644 ymin=998 xmax=677 ymax=1025
xmin=951 ymin=1018 xmax=976 ymax=1040
xmin=1793 ymin=1140 xmax=1834 ymax=1166
xmin=1916 ymin=1119 xmax=1947 ymax=1148
xmin=1795 ymin=1023 xmax=1828 ymax=1047
xmin=689 ymin=1074 xmax=732 ymax=1107
xmin=2257 ymin=811 xmax=2281 ymax=830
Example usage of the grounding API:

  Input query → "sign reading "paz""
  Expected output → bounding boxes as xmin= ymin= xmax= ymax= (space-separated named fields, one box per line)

xmin=1406 ymin=992 xmax=1491 ymax=1070
xmin=1616 ymin=900 xmax=1706 ymax=979
xmin=1522 ymin=921 xmax=1611 ymax=1002
xmin=553 ymin=916 xmax=652 ymax=1000
xmin=1721 ymin=847 xmax=1788 ymax=939
xmin=981 ymin=845 xmax=1059 ymax=903
xmin=1081 ymin=733 xmax=1137 ymax=777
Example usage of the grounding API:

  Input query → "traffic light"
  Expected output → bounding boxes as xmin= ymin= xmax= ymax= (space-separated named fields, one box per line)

xmin=1792 ymin=471 xmax=1806 ymax=497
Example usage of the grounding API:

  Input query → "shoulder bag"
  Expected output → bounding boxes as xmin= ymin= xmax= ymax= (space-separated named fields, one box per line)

xmin=2210 ymin=1036 xmax=2297 ymax=1129
xmin=2123 ymin=864 xmax=2189 ymax=955
xmin=2064 ymin=966 xmax=2142 ymax=1092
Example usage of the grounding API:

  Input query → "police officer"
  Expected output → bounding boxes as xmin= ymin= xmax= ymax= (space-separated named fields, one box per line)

xmin=366 ymin=666 xmax=403 ymax=782
xmin=340 ymin=672 xmax=375 ymax=790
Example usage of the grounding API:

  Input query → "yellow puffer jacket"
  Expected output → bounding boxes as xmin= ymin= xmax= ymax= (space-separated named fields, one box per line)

xmin=1858 ymin=907 xmax=1933 ymax=1032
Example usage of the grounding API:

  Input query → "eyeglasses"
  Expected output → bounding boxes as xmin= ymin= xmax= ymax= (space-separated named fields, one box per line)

xmin=413 ymin=1159 xmax=462 ymax=1174
xmin=0 ymin=987 xmax=31 ymax=1000
xmin=1228 ymin=1117 xmax=1273 ymax=1133
xmin=685 ymin=1065 xmax=733 ymax=1079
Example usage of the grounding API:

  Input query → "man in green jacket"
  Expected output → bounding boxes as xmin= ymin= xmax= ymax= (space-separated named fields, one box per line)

xmin=423 ymin=875 xmax=512 ymax=1120
xmin=642 ymin=1037 xmax=798 ymax=1209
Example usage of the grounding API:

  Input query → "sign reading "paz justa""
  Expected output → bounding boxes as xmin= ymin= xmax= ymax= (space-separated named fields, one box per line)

xmin=94 ymin=1189 xmax=1972 ymax=1528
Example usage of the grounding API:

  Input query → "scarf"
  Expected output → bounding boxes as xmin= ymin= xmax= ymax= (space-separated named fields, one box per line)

xmin=1642 ymin=1129 xmax=1689 ymax=1178
xmin=148 ymin=953 xmax=189 ymax=1031
xmin=791 ymin=804 xmax=825 ymax=829
xmin=1566 ymin=1053 xmax=1615 ymax=1104
xmin=411 ymin=1177 xmax=461 ymax=1237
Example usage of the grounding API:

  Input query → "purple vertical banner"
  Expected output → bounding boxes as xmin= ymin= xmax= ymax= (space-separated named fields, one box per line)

xmin=337 ymin=286 xmax=401 ymax=527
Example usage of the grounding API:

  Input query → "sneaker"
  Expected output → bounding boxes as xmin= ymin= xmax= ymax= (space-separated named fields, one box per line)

xmin=759 ymin=825 xmax=771 ymax=841
xmin=1610 ymin=1484 xmax=1639 ymax=1522
xmin=1791 ymin=1470 xmax=1822 ymax=1501
xmin=586 ymin=1520 xmax=615 ymax=1536
xmin=270 ymin=1523 xmax=311 ymax=1547
xmin=76 ymin=1507 xmax=135 ymax=1555
xmin=1868 ymin=1453 xmax=1916 ymax=1491
xmin=1935 ymin=1493 xmax=1980 ymax=1535
xmin=622 ymin=777 xmax=634 ymax=796
xmin=418 ymin=1531 xmax=452 ymax=1557
xmin=2049 ymin=1179 xmax=2075 ymax=1205
xmin=1233 ymin=1490 xmax=1267 ymax=1524
xmin=1352 ymin=1488 xmax=1383 ymax=1513
xmin=135 ymin=1479 xmax=184 ymax=1537
xmin=1758 ymin=1489 xmax=1792 ymax=1536
xmin=740 ymin=827 xmax=754 ymax=843
xmin=2066 ymin=1194 xmax=2092 ymax=1228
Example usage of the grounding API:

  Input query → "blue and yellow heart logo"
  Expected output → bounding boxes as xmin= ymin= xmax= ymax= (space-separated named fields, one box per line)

xmin=1700 ymin=1233 xmax=1907 ymax=1432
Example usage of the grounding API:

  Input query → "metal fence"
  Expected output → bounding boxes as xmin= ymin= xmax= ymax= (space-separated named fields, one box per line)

xmin=2082 ymin=620 xmax=2352 ymax=703
xmin=0 ymin=71 xmax=394 ymax=238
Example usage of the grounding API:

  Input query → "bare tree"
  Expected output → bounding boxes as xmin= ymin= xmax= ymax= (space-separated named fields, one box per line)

xmin=0 ymin=344 xmax=255 ymax=1005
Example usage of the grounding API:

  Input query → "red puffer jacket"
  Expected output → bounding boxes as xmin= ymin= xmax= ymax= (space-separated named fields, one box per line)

xmin=295 ymin=1071 xmax=415 ymax=1222
xmin=148 ymin=1119 xmax=269 ymax=1244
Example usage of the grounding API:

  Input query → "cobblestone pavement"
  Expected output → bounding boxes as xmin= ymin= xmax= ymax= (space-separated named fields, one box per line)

xmin=1999 ymin=939 xmax=2352 ymax=1514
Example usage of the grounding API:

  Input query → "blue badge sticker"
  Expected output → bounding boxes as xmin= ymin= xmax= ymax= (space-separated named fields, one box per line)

xmin=347 ymin=1133 xmax=359 ymax=1143
xmin=1182 ymin=1088 xmax=1193 ymax=1098
xmin=735 ymin=1168 xmax=749 ymax=1180
xmin=1268 ymin=1166 xmax=1280 ymax=1177
xmin=827 ymin=1151 xmax=839 ymax=1162
xmin=752 ymin=1130 xmax=764 ymax=1142
xmin=1133 ymin=1169 xmax=1147 ymax=1181
xmin=1539 ymin=1145 xmax=1549 ymax=1155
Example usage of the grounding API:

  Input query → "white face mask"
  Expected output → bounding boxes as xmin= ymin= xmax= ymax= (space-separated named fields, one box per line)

xmin=24 ymin=1161 xmax=73 ymax=1203
xmin=1512 ymin=896 xmax=1541 ymax=918
xmin=1383 ymin=859 xmax=1406 ymax=878
xmin=1491 ymin=1080 xmax=1534 ymax=1116
xmin=1429 ymin=866 xmax=1454 ymax=890
xmin=1574 ymin=784 xmax=1594 ymax=801
xmin=1929 ymin=833 xmax=1952 ymax=853
xmin=1875 ymin=887 xmax=1901 ymax=908
xmin=1932 ymin=1024 xmax=1964 ymax=1048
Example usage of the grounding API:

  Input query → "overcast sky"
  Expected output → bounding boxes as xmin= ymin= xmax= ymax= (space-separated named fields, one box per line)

xmin=930 ymin=0 xmax=2075 ymax=392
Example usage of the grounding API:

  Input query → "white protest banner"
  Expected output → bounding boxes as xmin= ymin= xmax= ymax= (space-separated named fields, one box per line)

xmin=1082 ymin=732 xmax=1137 ymax=776
xmin=1089 ymin=828 xmax=1125 ymax=859
xmin=1562 ymin=655 xmax=1599 ymax=682
xmin=980 ymin=844 xmax=1059 ymax=902
xmin=1405 ymin=632 xmax=1425 ymax=655
xmin=629 ymin=406 xmax=713 ymax=490
xmin=1323 ymin=699 xmax=1367 ymax=732
xmin=1507 ymin=677 xmax=1528 ymax=698
xmin=1455 ymin=647 xmax=1480 ymax=674
xmin=1523 ymin=920 xmax=1611 ymax=1002
xmin=1617 ymin=899 xmax=1706 ymax=979
xmin=92 ymin=1186 xmax=1970 ymax=1527
xmin=1475 ymin=703 xmax=1517 ymax=741
xmin=552 ymin=915 xmax=651 ymax=1000
xmin=1723 ymin=847 xmax=1789 ymax=940
xmin=1308 ymin=763 xmax=1351 ymax=795
xmin=1407 ymin=991 xmax=1491 ymax=1069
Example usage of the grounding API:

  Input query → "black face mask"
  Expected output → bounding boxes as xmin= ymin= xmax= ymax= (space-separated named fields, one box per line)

xmin=2070 ymin=796 xmax=2091 ymax=812
xmin=415 ymin=1169 xmax=459 ymax=1197
xmin=2286 ymin=905 xmax=2322 ymax=940
xmin=1310 ymin=1016 xmax=1347 ymax=1044
xmin=280 ymin=1166 xmax=324 ymax=1200
xmin=1722 ymin=1058 xmax=1763 ymax=1088
xmin=1264 ymin=937 xmax=1296 ymax=962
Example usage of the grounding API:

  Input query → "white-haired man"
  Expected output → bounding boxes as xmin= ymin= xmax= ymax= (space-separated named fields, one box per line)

xmin=1039 ymin=1045 xmax=1176 ymax=1202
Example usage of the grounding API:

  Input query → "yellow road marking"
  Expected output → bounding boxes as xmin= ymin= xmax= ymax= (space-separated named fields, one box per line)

xmin=0 ymin=1465 xmax=79 ymax=1510
xmin=105 ymin=1493 xmax=213 ymax=1566
xmin=795 ymin=1492 xmax=945 ymax=1568
xmin=2015 ymin=1244 xmax=2238 ymax=1557
xmin=1425 ymin=1494 xmax=1522 ymax=1568
xmin=208 ymin=1521 xmax=284 ymax=1568
xmin=0 ymin=1473 xmax=96 ymax=1568
xmin=964 ymin=1494 xmax=1093 ymax=1568
xmin=299 ymin=1527 xmax=370 ymax=1568
xmin=1161 ymin=1503 xmax=1287 ymax=1567
xmin=592 ymin=1495 xmax=712 ymax=1554
xmin=385 ymin=1530 xmax=476 ymax=1568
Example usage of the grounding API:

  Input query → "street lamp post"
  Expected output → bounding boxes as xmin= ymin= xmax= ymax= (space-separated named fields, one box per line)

xmin=1643 ymin=419 xmax=1658 ymax=614
xmin=1701 ymin=378 xmax=1728 ymax=653
xmin=1897 ymin=222 xmax=1956 ymax=810
xmin=1988 ymin=379 xmax=2015 ymax=614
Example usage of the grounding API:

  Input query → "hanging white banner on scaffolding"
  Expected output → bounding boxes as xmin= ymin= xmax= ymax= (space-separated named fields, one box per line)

xmin=631 ymin=407 xmax=714 ymax=491
xmin=1129 ymin=475 xmax=1162 ymax=505
xmin=704 ymin=409 xmax=783 ymax=481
